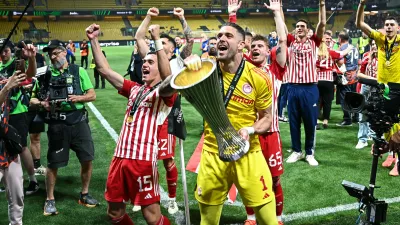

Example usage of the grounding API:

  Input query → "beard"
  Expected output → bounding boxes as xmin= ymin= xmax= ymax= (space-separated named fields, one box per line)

xmin=53 ymin=58 xmax=67 ymax=69
xmin=209 ymin=47 xmax=217 ymax=57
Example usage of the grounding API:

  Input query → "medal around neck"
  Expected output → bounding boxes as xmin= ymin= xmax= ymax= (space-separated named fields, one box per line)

xmin=170 ymin=59 xmax=250 ymax=162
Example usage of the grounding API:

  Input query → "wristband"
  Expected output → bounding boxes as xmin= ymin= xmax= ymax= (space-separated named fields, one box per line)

xmin=241 ymin=127 xmax=255 ymax=135
xmin=154 ymin=39 xmax=163 ymax=52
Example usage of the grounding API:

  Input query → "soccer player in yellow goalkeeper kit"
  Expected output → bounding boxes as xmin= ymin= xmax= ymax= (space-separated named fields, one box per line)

xmin=178 ymin=22 xmax=277 ymax=224
xmin=356 ymin=0 xmax=400 ymax=175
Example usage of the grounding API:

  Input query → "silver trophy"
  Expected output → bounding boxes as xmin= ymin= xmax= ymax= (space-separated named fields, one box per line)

xmin=170 ymin=59 xmax=249 ymax=162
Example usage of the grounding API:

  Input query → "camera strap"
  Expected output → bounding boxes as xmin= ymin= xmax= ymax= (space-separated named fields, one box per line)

xmin=217 ymin=58 xmax=246 ymax=108
xmin=129 ymin=82 xmax=161 ymax=117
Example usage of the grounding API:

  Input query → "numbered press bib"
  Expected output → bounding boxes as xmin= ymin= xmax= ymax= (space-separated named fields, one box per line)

xmin=39 ymin=110 xmax=88 ymax=125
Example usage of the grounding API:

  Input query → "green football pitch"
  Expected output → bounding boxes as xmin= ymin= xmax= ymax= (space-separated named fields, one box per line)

xmin=1 ymin=45 xmax=400 ymax=225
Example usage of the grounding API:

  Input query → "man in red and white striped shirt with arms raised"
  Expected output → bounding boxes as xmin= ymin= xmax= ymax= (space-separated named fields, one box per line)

xmin=87 ymin=23 xmax=174 ymax=225
xmin=285 ymin=0 xmax=326 ymax=167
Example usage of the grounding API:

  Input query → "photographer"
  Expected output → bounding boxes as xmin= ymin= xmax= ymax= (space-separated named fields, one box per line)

xmin=0 ymin=38 xmax=40 ymax=195
xmin=0 ymin=71 xmax=29 ymax=225
xmin=356 ymin=0 xmax=400 ymax=174
xmin=355 ymin=39 xmax=377 ymax=150
xmin=30 ymin=40 xmax=98 ymax=216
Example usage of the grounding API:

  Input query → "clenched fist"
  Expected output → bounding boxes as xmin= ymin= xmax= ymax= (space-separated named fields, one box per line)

xmin=147 ymin=7 xmax=159 ymax=17
xmin=148 ymin=24 xmax=161 ymax=40
xmin=86 ymin=23 xmax=101 ymax=40
xmin=173 ymin=8 xmax=185 ymax=18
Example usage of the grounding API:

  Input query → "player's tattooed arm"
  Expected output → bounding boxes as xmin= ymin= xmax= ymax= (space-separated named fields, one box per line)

xmin=175 ymin=8 xmax=194 ymax=59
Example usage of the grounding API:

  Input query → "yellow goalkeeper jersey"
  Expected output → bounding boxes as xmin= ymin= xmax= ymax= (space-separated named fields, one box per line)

xmin=203 ymin=60 xmax=273 ymax=154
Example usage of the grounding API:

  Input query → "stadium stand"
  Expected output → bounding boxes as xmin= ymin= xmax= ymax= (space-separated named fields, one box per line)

xmin=136 ymin=0 xmax=211 ymax=9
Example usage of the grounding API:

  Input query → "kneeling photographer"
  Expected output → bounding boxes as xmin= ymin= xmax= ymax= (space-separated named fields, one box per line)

xmin=30 ymin=40 xmax=99 ymax=216
xmin=0 ymin=71 xmax=29 ymax=225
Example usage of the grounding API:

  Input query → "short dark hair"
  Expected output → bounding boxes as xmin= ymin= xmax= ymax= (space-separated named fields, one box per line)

xmin=208 ymin=37 xmax=217 ymax=41
xmin=160 ymin=33 xmax=176 ymax=49
xmin=221 ymin=22 xmax=246 ymax=41
xmin=245 ymin=32 xmax=253 ymax=38
xmin=296 ymin=19 xmax=309 ymax=28
xmin=339 ymin=30 xmax=350 ymax=41
xmin=252 ymin=35 xmax=269 ymax=48
xmin=385 ymin=17 xmax=398 ymax=24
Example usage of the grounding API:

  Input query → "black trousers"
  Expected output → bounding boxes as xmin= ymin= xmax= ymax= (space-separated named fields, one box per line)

xmin=71 ymin=55 xmax=76 ymax=64
xmin=81 ymin=56 xmax=88 ymax=69
xmin=338 ymin=83 xmax=357 ymax=123
xmin=94 ymin=68 xmax=105 ymax=88
xmin=317 ymin=81 xmax=334 ymax=120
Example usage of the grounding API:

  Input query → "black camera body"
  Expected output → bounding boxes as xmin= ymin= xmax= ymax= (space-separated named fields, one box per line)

xmin=343 ymin=79 xmax=400 ymax=225
xmin=49 ymin=76 xmax=68 ymax=101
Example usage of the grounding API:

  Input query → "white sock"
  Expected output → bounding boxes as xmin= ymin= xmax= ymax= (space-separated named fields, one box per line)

xmin=29 ymin=174 xmax=37 ymax=183
xmin=169 ymin=197 xmax=176 ymax=201
xmin=247 ymin=214 xmax=256 ymax=221
xmin=277 ymin=216 xmax=282 ymax=221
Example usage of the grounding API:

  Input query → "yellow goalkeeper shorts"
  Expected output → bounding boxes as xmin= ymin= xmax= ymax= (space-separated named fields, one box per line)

xmin=194 ymin=149 xmax=274 ymax=207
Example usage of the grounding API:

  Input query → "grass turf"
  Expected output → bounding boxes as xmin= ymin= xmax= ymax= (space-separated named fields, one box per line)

xmin=1 ymin=45 xmax=400 ymax=225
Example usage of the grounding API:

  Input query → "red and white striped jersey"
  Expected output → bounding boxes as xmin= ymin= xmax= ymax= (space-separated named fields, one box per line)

xmin=360 ymin=52 xmax=378 ymax=78
xmin=316 ymin=49 xmax=342 ymax=81
xmin=287 ymin=34 xmax=321 ymax=83
xmin=115 ymin=79 xmax=176 ymax=161
xmin=260 ymin=47 xmax=286 ymax=132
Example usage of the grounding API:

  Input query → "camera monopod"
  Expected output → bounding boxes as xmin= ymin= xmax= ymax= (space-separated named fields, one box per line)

xmin=0 ymin=0 xmax=33 ymax=54
xmin=342 ymin=78 xmax=400 ymax=224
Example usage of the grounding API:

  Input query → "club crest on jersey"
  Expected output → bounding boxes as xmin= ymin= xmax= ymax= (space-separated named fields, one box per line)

xmin=242 ymin=83 xmax=253 ymax=94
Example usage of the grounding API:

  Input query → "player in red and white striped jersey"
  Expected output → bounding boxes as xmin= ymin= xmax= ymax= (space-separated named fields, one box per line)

xmin=285 ymin=0 xmax=325 ymax=167
xmin=135 ymin=7 xmax=195 ymax=214
xmin=248 ymin=32 xmax=287 ymax=225
xmin=87 ymin=23 xmax=174 ymax=225
xmin=316 ymin=32 xmax=354 ymax=129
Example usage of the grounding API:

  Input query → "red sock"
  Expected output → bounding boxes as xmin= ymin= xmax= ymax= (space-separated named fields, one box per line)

xmin=157 ymin=215 xmax=171 ymax=225
xmin=111 ymin=213 xmax=134 ymax=225
xmin=273 ymin=178 xmax=284 ymax=217
xmin=166 ymin=162 xmax=178 ymax=198
xmin=245 ymin=206 xmax=255 ymax=216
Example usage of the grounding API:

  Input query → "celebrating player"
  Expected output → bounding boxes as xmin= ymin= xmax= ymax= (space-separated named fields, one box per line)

xmin=87 ymin=23 xmax=175 ymax=225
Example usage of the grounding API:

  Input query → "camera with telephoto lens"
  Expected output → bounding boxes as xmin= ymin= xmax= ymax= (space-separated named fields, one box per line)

xmin=49 ymin=76 xmax=68 ymax=101
xmin=342 ymin=78 xmax=400 ymax=225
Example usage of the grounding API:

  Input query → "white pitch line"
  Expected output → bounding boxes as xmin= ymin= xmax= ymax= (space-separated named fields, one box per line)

xmin=283 ymin=196 xmax=400 ymax=222
xmin=88 ymin=102 xmax=400 ymax=224
xmin=87 ymin=102 xmax=186 ymax=225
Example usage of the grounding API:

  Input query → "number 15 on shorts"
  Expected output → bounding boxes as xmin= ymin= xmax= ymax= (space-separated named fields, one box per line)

xmin=137 ymin=175 xmax=153 ymax=192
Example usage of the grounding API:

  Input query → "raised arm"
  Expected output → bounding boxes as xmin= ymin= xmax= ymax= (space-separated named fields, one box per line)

xmin=135 ymin=8 xmax=159 ymax=59
xmin=315 ymin=0 xmax=326 ymax=40
xmin=356 ymin=0 xmax=373 ymax=36
xmin=279 ymin=0 xmax=288 ymax=35
xmin=86 ymin=24 xmax=124 ymax=91
xmin=22 ymin=42 xmax=37 ymax=78
xmin=173 ymin=8 xmax=194 ymax=59
xmin=149 ymin=24 xmax=171 ymax=81
xmin=265 ymin=0 xmax=287 ymax=67
xmin=228 ymin=0 xmax=242 ymax=23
